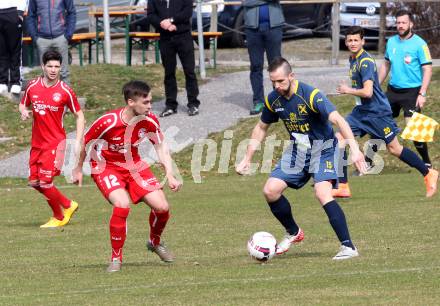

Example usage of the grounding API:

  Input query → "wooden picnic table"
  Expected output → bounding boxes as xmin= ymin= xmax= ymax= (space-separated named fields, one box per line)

xmin=89 ymin=8 xmax=146 ymax=64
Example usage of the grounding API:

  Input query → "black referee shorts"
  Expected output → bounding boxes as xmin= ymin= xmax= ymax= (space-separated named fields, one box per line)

xmin=386 ymin=85 xmax=421 ymax=118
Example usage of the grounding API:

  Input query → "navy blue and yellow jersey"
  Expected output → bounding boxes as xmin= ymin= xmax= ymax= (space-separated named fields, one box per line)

xmin=349 ymin=49 xmax=392 ymax=116
xmin=261 ymin=80 xmax=336 ymax=148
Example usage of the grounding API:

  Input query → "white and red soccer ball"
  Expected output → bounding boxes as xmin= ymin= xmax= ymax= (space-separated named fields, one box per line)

xmin=247 ymin=231 xmax=277 ymax=262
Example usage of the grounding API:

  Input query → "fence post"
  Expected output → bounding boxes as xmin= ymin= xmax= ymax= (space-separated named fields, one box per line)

xmin=196 ymin=0 xmax=206 ymax=79
xmin=210 ymin=4 xmax=218 ymax=32
xmin=88 ymin=5 xmax=96 ymax=33
xmin=378 ymin=2 xmax=386 ymax=55
xmin=103 ymin=0 xmax=111 ymax=63
xmin=331 ymin=0 xmax=340 ymax=65
xmin=210 ymin=4 xmax=218 ymax=67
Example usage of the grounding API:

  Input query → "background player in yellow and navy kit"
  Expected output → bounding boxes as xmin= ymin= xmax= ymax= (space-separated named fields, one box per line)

xmin=379 ymin=10 xmax=433 ymax=168
xmin=334 ymin=26 xmax=438 ymax=198
xmin=236 ymin=57 xmax=366 ymax=260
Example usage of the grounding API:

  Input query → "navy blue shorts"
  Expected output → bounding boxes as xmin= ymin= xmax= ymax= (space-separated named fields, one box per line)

xmin=270 ymin=148 xmax=338 ymax=189
xmin=346 ymin=113 xmax=400 ymax=145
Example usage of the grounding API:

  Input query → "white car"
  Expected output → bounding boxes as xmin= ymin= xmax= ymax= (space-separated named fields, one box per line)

xmin=340 ymin=2 xmax=396 ymax=41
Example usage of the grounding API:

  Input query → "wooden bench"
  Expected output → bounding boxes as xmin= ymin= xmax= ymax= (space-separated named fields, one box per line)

xmin=90 ymin=5 xmax=146 ymax=12
xmin=88 ymin=7 xmax=146 ymax=64
xmin=128 ymin=31 xmax=223 ymax=67
xmin=22 ymin=32 xmax=125 ymax=66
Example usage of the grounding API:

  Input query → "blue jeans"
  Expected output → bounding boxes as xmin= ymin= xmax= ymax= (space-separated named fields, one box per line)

xmin=245 ymin=24 xmax=282 ymax=106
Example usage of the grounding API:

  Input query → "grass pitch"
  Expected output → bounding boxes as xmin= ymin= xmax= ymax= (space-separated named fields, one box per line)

xmin=1 ymin=171 xmax=439 ymax=305
xmin=0 ymin=66 xmax=439 ymax=305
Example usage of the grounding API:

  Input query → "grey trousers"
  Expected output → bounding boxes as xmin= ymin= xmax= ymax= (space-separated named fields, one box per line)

xmin=36 ymin=35 xmax=70 ymax=84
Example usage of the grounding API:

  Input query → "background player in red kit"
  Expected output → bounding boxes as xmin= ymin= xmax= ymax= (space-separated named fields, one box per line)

xmin=72 ymin=80 xmax=182 ymax=272
xmin=19 ymin=50 xmax=85 ymax=228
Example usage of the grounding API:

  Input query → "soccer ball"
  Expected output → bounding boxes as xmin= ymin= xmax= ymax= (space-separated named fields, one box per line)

xmin=247 ymin=231 xmax=277 ymax=262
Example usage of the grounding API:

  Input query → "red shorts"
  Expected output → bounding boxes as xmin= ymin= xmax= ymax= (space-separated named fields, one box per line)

xmin=29 ymin=147 xmax=65 ymax=183
xmin=91 ymin=164 xmax=161 ymax=204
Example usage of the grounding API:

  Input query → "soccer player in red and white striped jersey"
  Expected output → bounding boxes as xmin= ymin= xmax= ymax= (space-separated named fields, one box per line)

xmin=19 ymin=50 xmax=85 ymax=228
xmin=73 ymin=80 xmax=181 ymax=272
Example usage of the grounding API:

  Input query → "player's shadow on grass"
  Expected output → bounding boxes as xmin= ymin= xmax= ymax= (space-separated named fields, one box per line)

xmin=80 ymin=261 xmax=173 ymax=270
xmin=275 ymin=251 xmax=323 ymax=260
xmin=17 ymin=221 xmax=48 ymax=228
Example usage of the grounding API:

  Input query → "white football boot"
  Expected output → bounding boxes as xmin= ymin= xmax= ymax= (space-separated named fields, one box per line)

xmin=276 ymin=228 xmax=304 ymax=255
xmin=332 ymin=245 xmax=359 ymax=260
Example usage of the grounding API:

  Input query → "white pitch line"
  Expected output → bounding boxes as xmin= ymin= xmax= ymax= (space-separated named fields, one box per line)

xmin=0 ymin=184 xmax=96 ymax=191
xmin=1 ymin=265 xmax=439 ymax=299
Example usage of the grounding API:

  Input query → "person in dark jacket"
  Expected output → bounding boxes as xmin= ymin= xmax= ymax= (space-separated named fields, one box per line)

xmin=0 ymin=0 xmax=27 ymax=95
xmin=243 ymin=0 xmax=285 ymax=115
xmin=26 ymin=0 xmax=76 ymax=85
xmin=147 ymin=0 xmax=201 ymax=117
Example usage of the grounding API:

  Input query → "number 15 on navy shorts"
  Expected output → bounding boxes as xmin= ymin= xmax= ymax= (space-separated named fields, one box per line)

xmin=270 ymin=148 xmax=338 ymax=189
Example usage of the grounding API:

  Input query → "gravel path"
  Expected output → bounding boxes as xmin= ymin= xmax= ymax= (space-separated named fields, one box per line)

xmin=0 ymin=64 xmax=350 ymax=178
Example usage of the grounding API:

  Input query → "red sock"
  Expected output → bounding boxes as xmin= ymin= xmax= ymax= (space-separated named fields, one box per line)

xmin=149 ymin=210 xmax=170 ymax=246
xmin=39 ymin=184 xmax=71 ymax=209
xmin=110 ymin=206 xmax=130 ymax=261
xmin=49 ymin=185 xmax=71 ymax=209
xmin=34 ymin=185 xmax=64 ymax=221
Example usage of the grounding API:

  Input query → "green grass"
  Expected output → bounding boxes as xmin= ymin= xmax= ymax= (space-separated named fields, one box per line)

xmin=1 ymin=65 xmax=440 ymax=304
xmin=1 ymin=172 xmax=439 ymax=305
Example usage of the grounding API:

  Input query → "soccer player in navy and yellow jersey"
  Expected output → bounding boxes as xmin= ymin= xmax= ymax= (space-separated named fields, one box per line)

xmin=333 ymin=26 xmax=438 ymax=198
xmin=236 ymin=56 xmax=366 ymax=260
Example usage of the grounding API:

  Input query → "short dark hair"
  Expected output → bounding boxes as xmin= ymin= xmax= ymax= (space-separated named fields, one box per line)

xmin=268 ymin=56 xmax=292 ymax=75
xmin=122 ymin=80 xmax=151 ymax=102
xmin=345 ymin=26 xmax=364 ymax=39
xmin=42 ymin=50 xmax=62 ymax=65
xmin=395 ymin=9 xmax=413 ymax=22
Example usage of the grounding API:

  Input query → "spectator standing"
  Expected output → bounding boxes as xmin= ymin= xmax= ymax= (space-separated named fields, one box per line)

xmin=0 ymin=0 xmax=27 ymax=95
xmin=379 ymin=10 xmax=433 ymax=168
xmin=26 ymin=0 xmax=76 ymax=85
xmin=147 ymin=0 xmax=201 ymax=117
xmin=243 ymin=0 xmax=284 ymax=115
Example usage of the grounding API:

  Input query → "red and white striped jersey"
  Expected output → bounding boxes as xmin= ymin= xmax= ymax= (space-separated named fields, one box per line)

xmin=20 ymin=77 xmax=81 ymax=149
xmin=84 ymin=107 xmax=163 ymax=168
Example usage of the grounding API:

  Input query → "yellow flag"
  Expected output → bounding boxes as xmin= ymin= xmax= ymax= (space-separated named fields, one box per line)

xmin=401 ymin=112 xmax=439 ymax=142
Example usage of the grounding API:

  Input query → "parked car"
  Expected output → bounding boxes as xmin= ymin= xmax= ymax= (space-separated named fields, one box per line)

xmin=193 ymin=1 xmax=332 ymax=47
xmin=73 ymin=1 xmax=332 ymax=48
xmin=129 ymin=0 xmax=331 ymax=47
xmin=339 ymin=2 xmax=396 ymax=41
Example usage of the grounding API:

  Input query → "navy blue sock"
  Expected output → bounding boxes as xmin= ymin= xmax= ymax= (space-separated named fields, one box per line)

xmin=323 ymin=200 xmax=354 ymax=249
xmin=338 ymin=148 xmax=348 ymax=184
xmin=268 ymin=195 xmax=299 ymax=235
xmin=399 ymin=147 xmax=429 ymax=176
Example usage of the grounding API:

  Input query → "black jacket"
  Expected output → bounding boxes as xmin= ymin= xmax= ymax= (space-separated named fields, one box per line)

xmin=147 ymin=0 xmax=193 ymax=38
